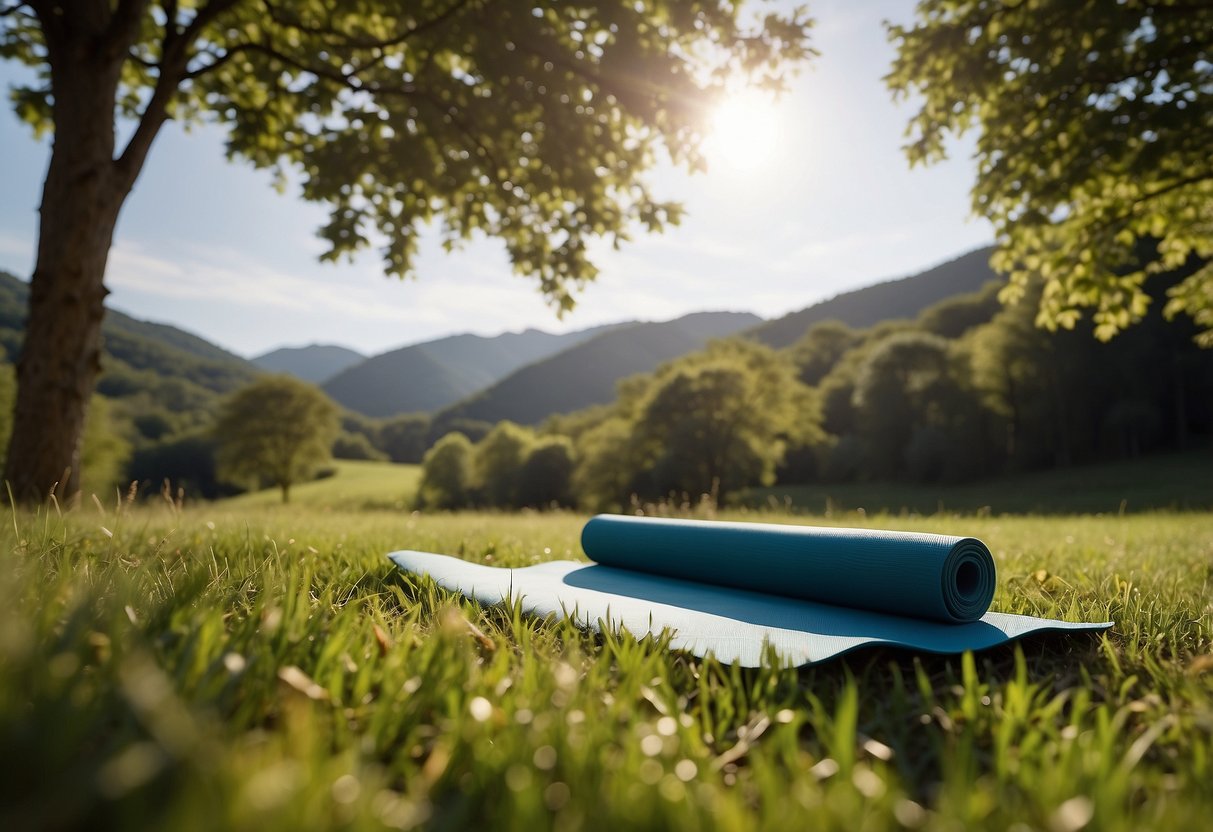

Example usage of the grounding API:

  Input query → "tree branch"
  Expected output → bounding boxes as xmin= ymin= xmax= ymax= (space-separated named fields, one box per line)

xmin=104 ymin=0 xmax=151 ymax=53
xmin=115 ymin=0 xmax=242 ymax=182
xmin=1074 ymin=171 xmax=1213 ymax=239
xmin=261 ymin=0 xmax=477 ymax=52
xmin=186 ymin=0 xmax=479 ymax=85
xmin=0 ymin=3 xmax=33 ymax=18
xmin=26 ymin=0 xmax=65 ymax=45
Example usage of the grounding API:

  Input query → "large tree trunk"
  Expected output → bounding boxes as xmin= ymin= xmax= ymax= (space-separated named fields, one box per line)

xmin=2 ymin=43 xmax=129 ymax=502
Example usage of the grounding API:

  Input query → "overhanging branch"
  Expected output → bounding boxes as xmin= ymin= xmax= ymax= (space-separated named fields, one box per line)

xmin=261 ymin=0 xmax=478 ymax=51
xmin=115 ymin=0 xmax=242 ymax=181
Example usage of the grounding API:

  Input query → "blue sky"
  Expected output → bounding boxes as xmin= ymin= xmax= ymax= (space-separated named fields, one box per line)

xmin=0 ymin=0 xmax=991 ymax=359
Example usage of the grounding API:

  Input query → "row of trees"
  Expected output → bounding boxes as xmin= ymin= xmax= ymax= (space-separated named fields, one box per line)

xmin=420 ymin=271 xmax=1212 ymax=512
xmin=7 ymin=254 xmax=1205 ymax=509
xmin=0 ymin=365 xmax=347 ymax=503
xmin=8 ymin=262 xmax=1204 ymax=509
xmin=417 ymin=426 xmax=575 ymax=510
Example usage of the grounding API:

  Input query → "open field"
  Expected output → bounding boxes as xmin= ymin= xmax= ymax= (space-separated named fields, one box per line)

xmin=2 ymin=504 xmax=1211 ymax=830
xmin=741 ymin=449 xmax=1213 ymax=516
xmin=220 ymin=460 xmax=423 ymax=511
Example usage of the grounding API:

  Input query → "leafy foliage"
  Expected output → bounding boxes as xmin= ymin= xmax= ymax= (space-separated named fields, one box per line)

xmin=213 ymin=376 xmax=340 ymax=502
xmin=332 ymin=431 xmax=389 ymax=462
xmin=2 ymin=1 xmax=812 ymax=309
xmin=515 ymin=435 xmax=576 ymax=509
xmin=417 ymin=432 xmax=475 ymax=510
xmin=440 ymin=312 xmax=760 ymax=426
xmin=572 ymin=339 xmax=818 ymax=508
xmin=375 ymin=413 xmax=432 ymax=463
xmin=887 ymin=1 xmax=1213 ymax=342
xmin=472 ymin=421 xmax=535 ymax=508
xmin=126 ymin=431 xmax=235 ymax=500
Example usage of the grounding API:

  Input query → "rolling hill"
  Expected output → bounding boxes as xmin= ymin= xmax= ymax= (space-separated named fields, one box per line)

xmin=322 ymin=323 xmax=629 ymax=417
xmin=748 ymin=246 xmax=998 ymax=348
xmin=436 ymin=311 xmax=762 ymax=426
xmin=253 ymin=344 xmax=366 ymax=384
xmin=0 ymin=270 xmax=259 ymax=401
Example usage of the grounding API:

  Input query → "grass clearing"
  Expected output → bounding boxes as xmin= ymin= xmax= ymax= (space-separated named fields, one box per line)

xmin=1 ymin=504 xmax=1211 ymax=830
xmin=220 ymin=460 xmax=422 ymax=512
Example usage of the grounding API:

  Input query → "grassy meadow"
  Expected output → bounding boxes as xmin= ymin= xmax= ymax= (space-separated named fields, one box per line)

xmin=222 ymin=460 xmax=423 ymax=512
xmin=2 ymin=481 xmax=1211 ymax=831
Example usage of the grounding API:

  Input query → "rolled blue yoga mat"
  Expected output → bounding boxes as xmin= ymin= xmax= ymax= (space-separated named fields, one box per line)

xmin=388 ymin=515 xmax=1110 ymax=667
xmin=581 ymin=515 xmax=996 ymax=623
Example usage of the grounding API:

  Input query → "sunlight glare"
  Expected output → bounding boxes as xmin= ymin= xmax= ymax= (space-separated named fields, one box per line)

xmin=705 ymin=90 xmax=783 ymax=173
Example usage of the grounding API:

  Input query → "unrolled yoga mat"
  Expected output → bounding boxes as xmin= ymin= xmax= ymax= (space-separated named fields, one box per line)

xmin=388 ymin=515 xmax=1110 ymax=667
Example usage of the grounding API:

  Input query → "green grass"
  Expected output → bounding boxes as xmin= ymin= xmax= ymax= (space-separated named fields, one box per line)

xmin=740 ymin=448 xmax=1213 ymax=515
xmin=2 ymin=503 xmax=1211 ymax=830
xmin=221 ymin=460 xmax=422 ymax=511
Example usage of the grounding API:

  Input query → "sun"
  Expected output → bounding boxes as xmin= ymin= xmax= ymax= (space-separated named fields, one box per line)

xmin=705 ymin=89 xmax=783 ymax=173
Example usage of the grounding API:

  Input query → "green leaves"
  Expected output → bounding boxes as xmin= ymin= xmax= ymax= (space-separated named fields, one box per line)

xmin=213 ymin=375 xmax=340 ymax=501
xmin=0 ymin=1 xmax=811 ymax=310
xmin=887 ymin=0 xmax=1213 ymax=343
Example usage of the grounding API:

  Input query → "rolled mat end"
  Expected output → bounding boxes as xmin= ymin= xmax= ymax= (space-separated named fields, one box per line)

xmin=942 ymin=538 xmax=997 ymax=622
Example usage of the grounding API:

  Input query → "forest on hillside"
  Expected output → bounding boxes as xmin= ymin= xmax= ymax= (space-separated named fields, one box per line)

xmin=416 ymin=269 xmax=1212 ymax=512
xmin=1 ymin=258 xmax=1209 ymax=507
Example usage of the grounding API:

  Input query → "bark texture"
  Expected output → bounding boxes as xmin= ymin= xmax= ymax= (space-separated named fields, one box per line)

xmin=2 ymin=15 xmax=133 ymax=501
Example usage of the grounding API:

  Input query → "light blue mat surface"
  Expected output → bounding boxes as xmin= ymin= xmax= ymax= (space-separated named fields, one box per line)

xmin=388 ymin=516 xmax=1110 ymax=667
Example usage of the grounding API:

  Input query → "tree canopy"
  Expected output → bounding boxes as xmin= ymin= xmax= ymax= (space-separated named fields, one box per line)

xmin=887 ymin=0 xmax=1213 ymax=343
xmin=213 ymin=375 xmax=339 ymax=502
xmin=0 ymin=1 xmax=812 ymax=502
xmin=2 ymin=0 xmax=813 ymax=309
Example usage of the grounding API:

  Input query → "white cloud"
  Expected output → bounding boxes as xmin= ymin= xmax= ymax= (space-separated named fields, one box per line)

xmin=108 ymin=241 xmax=425 ymax=324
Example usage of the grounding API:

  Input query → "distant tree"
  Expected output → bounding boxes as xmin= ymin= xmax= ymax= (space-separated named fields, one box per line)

xmin=0 ymin=1 xmax=813 ymax=502
xmin=853 ymin=332 xmax=985 ymax=481
xmin=213 ymin=376 xmax=339 ymax=503
xmin=474 ymin=422 xmax=534 ymax=508
xmin=127 ymin=431 xmax=232 ymax=500
xmin=339 ymin=410 xmax=386 ymax=454
xmin=887 ymin=1 xmax=1213 ymax=343
xmin=129 ymin=410 xmax=176 ymax=444
xmin=571 ymin=416 xmax=642 ymax=511
xmin=787 ymin=321 xmax=860 ymax=386
xmin=79 ymin=395 xmax=133 ymax=494
xmin=815 ymin=345 xmax=871 ymax=438
xmin=378 ymin=414 xmax=431 ymax=464
xmin=332 ymin=431 xmax=388 ymax=462
xmin=917 ymin=282 xmax=1003 ymax=339
xmin=516 ymin=437 xmax=576 ymax=509
xmin=426 ymin=417 xmax=495 ymax=449
xmin=417 ymin=432 xmax=474 ymax=510
xmin=628 ymin=340 xmax=818 ymax=500
xmin=636 ymin=365 xmax=767 ymax=498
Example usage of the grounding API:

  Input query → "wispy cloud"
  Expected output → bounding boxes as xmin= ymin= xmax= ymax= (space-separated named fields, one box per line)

xmin=109 ymin=241 xmax=421 ymax=324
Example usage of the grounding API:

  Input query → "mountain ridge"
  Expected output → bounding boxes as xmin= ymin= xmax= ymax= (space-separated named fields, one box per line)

xmin=436 ymin=310 xmax=763 ymax=426
xmin=747 ymin=246 xmax=998 ymax=348
xmin=1 ymin=270 xmax=258 ymax=398
xmin=253 ymin=344 xmax=367 ymax=384
xmin=322 ymin=322 xmax=632 ymax=417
